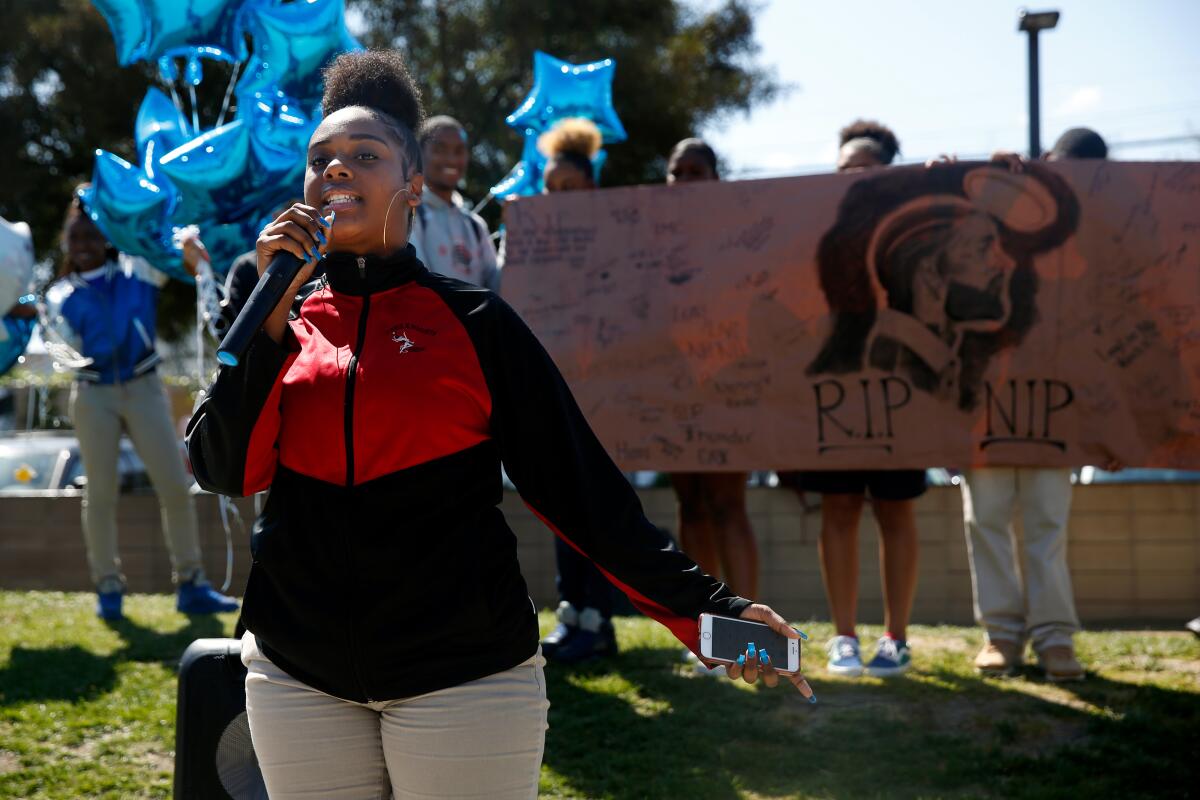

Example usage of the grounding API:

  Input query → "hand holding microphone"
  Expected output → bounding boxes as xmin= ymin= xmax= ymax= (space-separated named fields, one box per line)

xmin=257 ymin=204 xmax=332 ymax=345
xmin=216 ymin=204 xmax=332 ymax=365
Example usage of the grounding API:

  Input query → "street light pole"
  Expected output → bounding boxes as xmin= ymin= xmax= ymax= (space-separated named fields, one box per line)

xmin=1018 ymin=9 xmax=1060 ymax=159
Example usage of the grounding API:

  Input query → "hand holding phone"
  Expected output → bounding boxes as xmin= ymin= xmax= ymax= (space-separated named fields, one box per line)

xmin=700 ymin=613 xmax=802 ymax=673
xmin=698 ymin=605 xmax=816 ymax=701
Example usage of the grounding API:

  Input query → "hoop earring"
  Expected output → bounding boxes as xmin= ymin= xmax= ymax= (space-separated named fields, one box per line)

xmin=381 ymin=189 xmax=407 ymax=252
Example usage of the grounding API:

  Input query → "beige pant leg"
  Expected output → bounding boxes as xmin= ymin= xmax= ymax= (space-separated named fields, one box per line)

xmin=1017 ymin=468 xmax=1080 ymax=649
xmin=71 ymin=382 xmax=124 ymax=589
xmin=241 ymin=633 xmax=549 ymax=800
xmin=121 ymin=373 xmax=203 ymax=583
xmin=381 ymin=653 xmax=549 ymax=800
xmin=241 ymin=633 xmax=392 ymax=799
xmin=962 ymin=468 xmax=1026 ymax=644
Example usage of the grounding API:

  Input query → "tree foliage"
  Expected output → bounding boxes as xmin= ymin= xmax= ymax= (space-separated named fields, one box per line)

xmin=352 ymin=0 xmax=780 ymax=213
xmin=0 ymin=0 xmax=778 ymax=339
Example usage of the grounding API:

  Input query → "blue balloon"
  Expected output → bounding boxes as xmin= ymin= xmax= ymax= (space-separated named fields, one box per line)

xmin=491 ymin=133 xmax=543 ymax=198
xmin=194 ymin=215 xmax=269 ymax=275
xmin=505 ymin=51 xmax=627 ymax=143
xmin=243 ymin=88 xmax=320 ymax=169
xmin=91 ymin=0 xmax=150 ymax=65
xmin=80 ymin=151 xmax=181 ymax=271
xmin=91 ymin=0 xmax=253 ymax=67
xmin=156 ymin=120 xmax=250 ymax=223
xmin=492 ymin=130 xmax=609 ymax=198
xmin=157 ymin=114 xmax=307 ymax=227
xmin=135 ymin=87 xmax=192 ymax=181
xmin=156 ymin=45 xmax=238 ymax=87
xmin=0 ymin=312 xmax=35 ymax=378
xmin=236 ymin=0 xmax=361 ymax=107
xmin=141 ymin=0 xmax=251 ymax=65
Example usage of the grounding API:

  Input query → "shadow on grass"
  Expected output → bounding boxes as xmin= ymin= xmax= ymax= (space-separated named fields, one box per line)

xmin=0 ymin=614 xmax=225 ymax=707
xmin=540 ymin=644 xmax=1200 ymax=800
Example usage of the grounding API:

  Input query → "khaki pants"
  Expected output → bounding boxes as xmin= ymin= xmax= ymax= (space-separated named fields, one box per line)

xmin=241 ymin=633 xmax=550 ymax=799
xmin=70 ymin=372 xmax=202 ymax=589
xmin=961 ymin=468 xmax=1081 ymax=650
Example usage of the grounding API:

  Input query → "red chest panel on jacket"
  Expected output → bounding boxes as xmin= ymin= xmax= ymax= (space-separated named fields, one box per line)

xmin=277 ymin=283 xmax=492 ymax=485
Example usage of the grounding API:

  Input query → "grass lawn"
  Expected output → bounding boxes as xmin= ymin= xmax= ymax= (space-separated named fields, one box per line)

xmin=0 ymin=591 xmax=1197 ymax=799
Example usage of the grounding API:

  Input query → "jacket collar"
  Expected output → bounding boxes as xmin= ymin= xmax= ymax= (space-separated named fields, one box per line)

xmin=420 ymin=188 xmax=464 ymax=213
xmin=323 ymin=244 xmax=425 ymax=297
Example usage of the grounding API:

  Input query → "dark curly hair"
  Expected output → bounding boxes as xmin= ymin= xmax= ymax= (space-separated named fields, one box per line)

xmin=838 ymin=119 xmax=901 ymax=165
xmin=321 ymin=50 xmax=425 ymax=174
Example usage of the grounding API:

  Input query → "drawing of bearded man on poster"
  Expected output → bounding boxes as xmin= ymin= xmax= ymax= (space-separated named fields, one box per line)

xmin=807 ymin=161 xmax=1080 ymax=411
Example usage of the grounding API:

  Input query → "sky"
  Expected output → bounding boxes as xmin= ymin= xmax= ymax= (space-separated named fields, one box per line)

xmin=698 ymin=0 xmax=1200 ymax=178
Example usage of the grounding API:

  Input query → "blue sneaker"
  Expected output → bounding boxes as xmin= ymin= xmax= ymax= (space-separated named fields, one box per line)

xmin=176 ymin=579 xmax=239 ymax=614
xmin=96 ymin=590 xmax=124 ymax=621
xmin=826 ymin=635 xmax=863 ymax=676
xmin=865 ymin=636 xmax=912 ymax=677
xmin=548 ymin=607 xmax=617 ymax=665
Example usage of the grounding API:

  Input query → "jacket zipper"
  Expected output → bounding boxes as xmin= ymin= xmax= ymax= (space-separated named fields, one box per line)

xmin=344 ymin=258 xmax=370 ymax=487
xmin=97 ymin=276 xmax=119 ymax=383
xmin=342 ymin=255 xmax=372 ymax=701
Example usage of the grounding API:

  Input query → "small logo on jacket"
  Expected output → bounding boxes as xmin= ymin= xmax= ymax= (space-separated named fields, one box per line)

xmin=389 ymin=327 xmax=429 ymax=354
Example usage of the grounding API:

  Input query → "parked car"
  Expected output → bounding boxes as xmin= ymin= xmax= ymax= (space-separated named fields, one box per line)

xmin=0 ymin=431 xmax=189 ymax=494
xmin=1076 ymin=466 xmax=1200 ymax=484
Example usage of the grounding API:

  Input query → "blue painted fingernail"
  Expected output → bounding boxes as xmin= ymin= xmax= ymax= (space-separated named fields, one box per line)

xmin=760 ymin=650 xmax=769 ymax=663
xmin=314 ymin=228 xmax=327 ymax=245
xmin=736 ymin=655 xmax=745 ymax=666
xmin=328 ymin=211 xmax=336 ymax=227
xmin=747 ymin=642 xmax=756 ymax=657
xmin=797 ymin=629 xmax=810 ymax=641
xmin=809 ymin=693 xmax=818 ymax=704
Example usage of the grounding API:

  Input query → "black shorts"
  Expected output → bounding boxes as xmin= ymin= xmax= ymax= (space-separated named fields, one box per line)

xmin=778 ymin=469 xmax=927 ymax=501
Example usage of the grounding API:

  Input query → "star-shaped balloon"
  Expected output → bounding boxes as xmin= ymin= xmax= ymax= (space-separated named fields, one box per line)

xmin=505 ymin=51 xmax=627 ymax=144
xmin=92 ymin=0 xmax=252 ymax=66
xmin=141 ymin=0 xmax=251 ymax=64
xmin=80 ymin=151 xmax=180 ymax=270
xmin=491 ymin=133 xmax=543 ymax=199
xmin=236 ymin=0 xmax=361 ymax=107
xmin=135 ymin=87 xmax=192 ymax=182
xmin=91 ymin=0 xmax=151 ymax=65
xmin=156 ymin=105 xmax=311 ymax=227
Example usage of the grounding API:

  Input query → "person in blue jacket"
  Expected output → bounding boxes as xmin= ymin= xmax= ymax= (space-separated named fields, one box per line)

xmin=44 ymin=191 xmax=239 ymax=621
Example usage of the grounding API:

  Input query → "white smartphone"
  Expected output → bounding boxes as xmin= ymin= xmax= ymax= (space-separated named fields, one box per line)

xmin=698 ymin=613 xmax=801 ymax=673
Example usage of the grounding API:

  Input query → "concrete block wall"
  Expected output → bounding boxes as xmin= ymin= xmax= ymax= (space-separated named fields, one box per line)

xmin=1 ymin=485 xmax=1197 ymax=624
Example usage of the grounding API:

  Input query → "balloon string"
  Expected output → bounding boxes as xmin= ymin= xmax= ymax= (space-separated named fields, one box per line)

xmin=471 ymin=191 xmax=495 ymax=216
xmin=167 ymin=83 xmax=186 ymax=125
xmin=216 ymin=494 xmax=242 ymax=593
xmin=216 ymin=60 xmax=242 ymax=129
xmin=187 ymin=83 xmax=200 ymax=133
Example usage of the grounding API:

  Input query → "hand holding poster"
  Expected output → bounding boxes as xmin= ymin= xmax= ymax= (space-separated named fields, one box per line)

xmin=502 ymin=161 xmax=1200 ymax=470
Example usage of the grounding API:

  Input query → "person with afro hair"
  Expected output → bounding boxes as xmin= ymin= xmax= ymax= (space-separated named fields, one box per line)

xmin=187 ymin=50 xmax=813 ymax=799
xmin=538 ymin=116 xmax=602 ymax=192
xmin=837 ymin=118 xmax=901 ymax=171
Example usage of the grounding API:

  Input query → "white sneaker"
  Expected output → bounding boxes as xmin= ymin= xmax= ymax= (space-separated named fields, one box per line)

xmin=826 ymin=635 xmax=863 ymax=676
xmin=683 ymin=648 xmax=727 ymax=677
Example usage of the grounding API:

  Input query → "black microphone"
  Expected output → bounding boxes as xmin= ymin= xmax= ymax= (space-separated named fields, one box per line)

xmin=216 ymin=252 xmax=305 ymax=367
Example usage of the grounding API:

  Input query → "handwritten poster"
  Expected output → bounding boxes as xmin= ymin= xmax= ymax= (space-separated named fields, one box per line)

xmin=502 ymin=161 xmax=1200 ymax=470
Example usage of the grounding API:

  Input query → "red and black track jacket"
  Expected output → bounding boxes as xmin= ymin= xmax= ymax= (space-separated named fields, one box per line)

xmin=186 ymin=246 xmax=749 ymax=703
